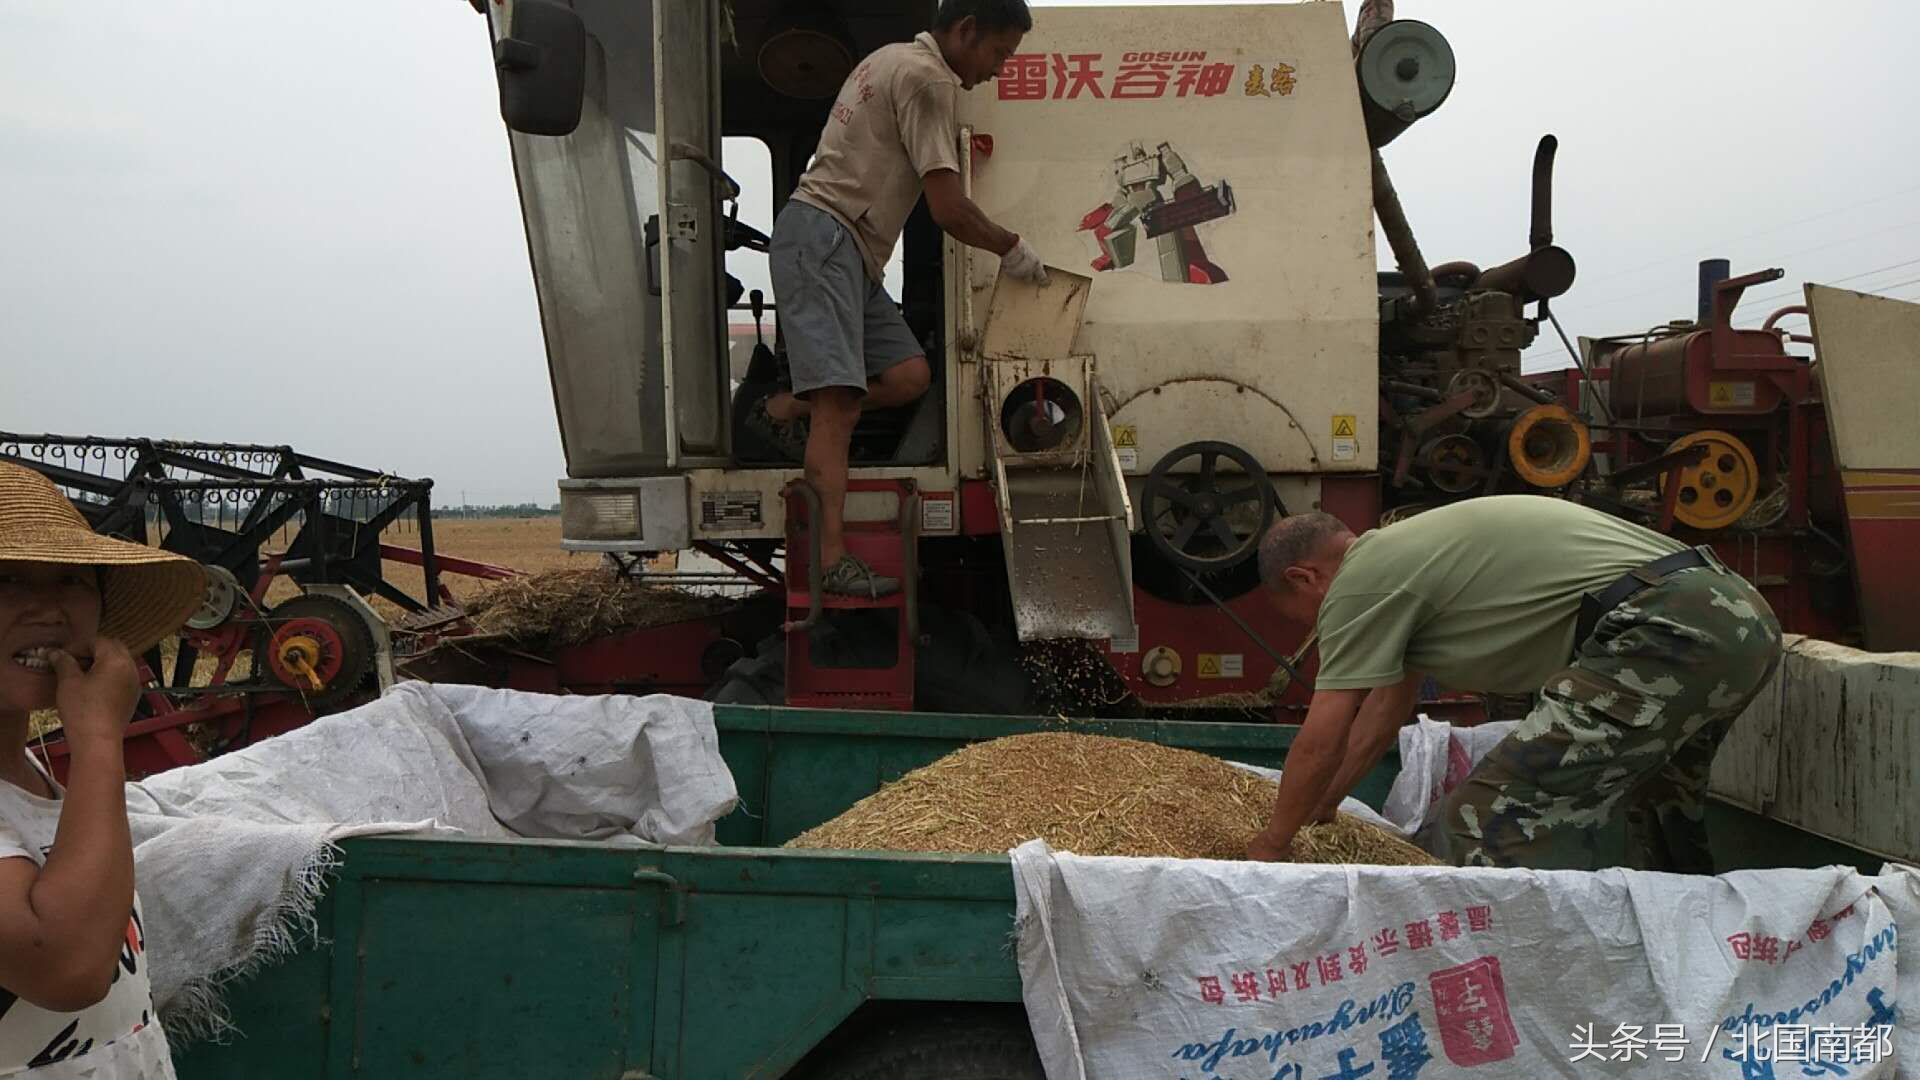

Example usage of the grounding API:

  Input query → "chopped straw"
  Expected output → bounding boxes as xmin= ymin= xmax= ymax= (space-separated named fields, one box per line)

xmin=462 ymin=567 xmax=733 ymax=646
xmin=787 ymin=732 xmax=1439 ymax=864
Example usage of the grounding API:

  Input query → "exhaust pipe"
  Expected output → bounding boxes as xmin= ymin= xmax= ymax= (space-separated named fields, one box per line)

xmin=1697 ymin=258 xmax=1731 ymax=324
xmin=1474 ymin=135 xmax=1577 ymax=303
xmin=1529 ymin=134 xmax=1557 ymax=250
xmin=1373 ymin=151 xmax=1437 ymax=317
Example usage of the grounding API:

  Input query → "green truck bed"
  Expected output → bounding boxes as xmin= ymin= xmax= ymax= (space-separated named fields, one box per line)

xmin=172 ymin=706 xmax=1876 ymax=1079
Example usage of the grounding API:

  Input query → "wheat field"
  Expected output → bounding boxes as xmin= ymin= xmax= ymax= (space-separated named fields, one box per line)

xmin=373 ymin=516 xmax=585 ymax=606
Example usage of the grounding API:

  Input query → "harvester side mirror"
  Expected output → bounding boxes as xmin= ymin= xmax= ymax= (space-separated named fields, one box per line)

xmin=495 ymin=0 xmax=586 ymax=137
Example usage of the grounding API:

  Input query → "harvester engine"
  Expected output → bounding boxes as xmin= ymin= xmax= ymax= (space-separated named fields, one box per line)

xmin=1373 ymin=136 xmax=1588 ymax=510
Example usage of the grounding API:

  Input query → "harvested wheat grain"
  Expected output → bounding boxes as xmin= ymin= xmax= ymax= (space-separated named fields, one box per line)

xmin=1018 ymin=638 xmax=1133 ymax=714
xmin=463 ymin=567 xmax=733 ymax=646
xmin=785 ymin=732 xmax=1438 ymax=865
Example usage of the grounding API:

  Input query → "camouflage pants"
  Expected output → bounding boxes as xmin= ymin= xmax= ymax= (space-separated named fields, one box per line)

xmin=1435 ymin=558 xmax=1783 ymax=873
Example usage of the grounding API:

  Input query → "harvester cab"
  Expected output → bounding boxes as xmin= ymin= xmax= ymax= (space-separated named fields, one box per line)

xmin=477 ymin=0 xmax=1573 ymax=710
xmin=486 ymin=0 xmax=966 ymax=525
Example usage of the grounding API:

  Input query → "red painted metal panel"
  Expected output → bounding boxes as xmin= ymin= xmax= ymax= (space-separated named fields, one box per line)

xmin=44 ymin=694 xmax=320 ymax=784
xmin=542 ymin=621 xmax=719 ymax=698
xmin=1838 ymin=469 xmax=1920 ymax=651
xmin=1112 ymin=586 xmax=1314 ymax=708
xmin=784 ymin=480 xmax=916 ymax=710
xmin=1318 ymin=473 xmax=1382 ymax=531
xmin=958 ymin=478 xmax=1000 ymax=536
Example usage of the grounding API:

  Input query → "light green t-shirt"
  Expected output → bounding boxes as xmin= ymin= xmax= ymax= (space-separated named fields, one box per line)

xmin=1314 ymin=495 xmax=1687 ymax=694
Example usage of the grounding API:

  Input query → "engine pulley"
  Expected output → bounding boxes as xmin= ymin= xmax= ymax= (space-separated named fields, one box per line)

xmin=1507 ymin=404 xmax=1591 ymax=488
xmin=187 ymin=565 xmax=243 ymax=630
xmin=1447 ymin=369 xmax=1502 ymax=420
xmin=1418 ymin=434 xmax=1485 ymax=494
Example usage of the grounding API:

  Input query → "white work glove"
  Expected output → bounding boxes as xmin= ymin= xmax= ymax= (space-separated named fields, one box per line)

xmin=1000 ymin=236 xmax=1050 ymax=286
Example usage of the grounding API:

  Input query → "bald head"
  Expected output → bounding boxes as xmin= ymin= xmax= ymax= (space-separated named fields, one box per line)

xmin=1258 ymin=512 xmax=1355 ymax=592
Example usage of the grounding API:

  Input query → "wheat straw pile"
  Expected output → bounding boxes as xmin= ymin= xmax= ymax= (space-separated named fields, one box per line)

xmin=463 ymin=567 xmax=733 ymax=646
xmin=786 ymin=732 xmax=1439 ymax=864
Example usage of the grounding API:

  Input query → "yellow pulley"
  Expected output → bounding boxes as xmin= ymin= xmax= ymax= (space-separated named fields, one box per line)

xmin=1508 ymin=404 xmax=1591 ymax=488
xmin=276 ymin=635 xmax=327 ymax=690
xmin=1662 ymin=430 xmax=1758 ymax=530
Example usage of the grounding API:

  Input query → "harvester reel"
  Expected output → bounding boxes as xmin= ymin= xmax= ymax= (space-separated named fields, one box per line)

xmin=1662 ymin=430 xmax=1759 ymax=531
xmin=264 ymin=593 xmax=376 ymax=708
xmin=1143 ymin=441 xmax=1277 ymax=573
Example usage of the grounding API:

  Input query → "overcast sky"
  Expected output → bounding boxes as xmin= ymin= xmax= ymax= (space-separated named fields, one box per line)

xmin=5 ymin=1 xmax=1918 ymax=506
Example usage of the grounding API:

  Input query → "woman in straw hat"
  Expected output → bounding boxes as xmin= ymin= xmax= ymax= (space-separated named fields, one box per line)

xmin=0 ymin=462 xmax=204 ymax=1077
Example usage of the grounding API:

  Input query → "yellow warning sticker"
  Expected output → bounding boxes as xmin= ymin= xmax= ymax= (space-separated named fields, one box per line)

xmin=1112 ymin=424 xmax=1140 ymax=471
xmin=1708 ymin=381 xmax=1758 ymax=408
xmin=1196 ymin=653 xmax=1243 ymax=679
xmin=1331 ymin=415 xmax=1359 ymax=464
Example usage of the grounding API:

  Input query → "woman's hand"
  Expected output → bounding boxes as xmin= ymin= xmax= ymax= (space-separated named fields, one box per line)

xmin=49 ymin=639 xmax=138 ymax=746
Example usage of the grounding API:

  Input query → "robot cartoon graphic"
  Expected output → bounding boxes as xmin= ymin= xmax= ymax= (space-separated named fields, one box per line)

xmin=1078 ymin=141 xmax=1236 ymax=285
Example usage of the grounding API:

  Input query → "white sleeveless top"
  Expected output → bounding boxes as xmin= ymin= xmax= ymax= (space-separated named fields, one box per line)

xmin=0 ymin=754 xmax=174 ymax=1078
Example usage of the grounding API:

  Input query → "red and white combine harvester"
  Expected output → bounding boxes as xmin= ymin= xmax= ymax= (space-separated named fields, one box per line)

xmin=472 ymin=0 xmax=1920 ymax=714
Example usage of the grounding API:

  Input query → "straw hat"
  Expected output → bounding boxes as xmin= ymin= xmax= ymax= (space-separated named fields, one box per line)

xmin=0 ymin=462 xmax=206 ymax=654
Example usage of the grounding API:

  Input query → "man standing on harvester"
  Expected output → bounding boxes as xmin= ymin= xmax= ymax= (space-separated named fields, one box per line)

xmin=1246 ymin=495 xmax=1783 ymax=872
xmin=755 ymin=0 xmax=1050 ymax=599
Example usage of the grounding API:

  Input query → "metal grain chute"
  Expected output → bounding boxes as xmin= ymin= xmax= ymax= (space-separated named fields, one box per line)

xmin=978 ymin=271 xmax=1135 ymax=642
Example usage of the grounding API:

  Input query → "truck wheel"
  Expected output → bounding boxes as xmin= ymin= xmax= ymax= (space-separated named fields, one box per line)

xmin=800 ymin=1009 xmax=1044 ymax=1080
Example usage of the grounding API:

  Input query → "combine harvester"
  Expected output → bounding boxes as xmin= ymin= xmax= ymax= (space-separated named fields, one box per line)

xmin=428 ymin=0 xmax=1641 ymax=721
xmin=152 ymin=1 xmax=1919 ymax=1077
xmin=435 ymin=0 xmax=1920 ymax=707
xmin=28 ymin=6 xmax=1920 ymax=733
